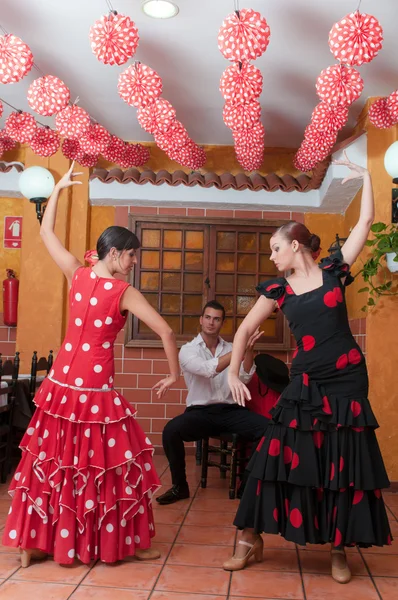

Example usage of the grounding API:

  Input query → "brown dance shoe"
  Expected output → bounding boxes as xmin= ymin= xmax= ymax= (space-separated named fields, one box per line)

xmin=223 ymin=536 xmax=264 ymax=571
xmin=331 ymin=549 xmax=351 ymax=584
xmin=20 ymin=548 xmax=48 ymax=568
xmin=135 ymin=548 xmax=161 ymax=561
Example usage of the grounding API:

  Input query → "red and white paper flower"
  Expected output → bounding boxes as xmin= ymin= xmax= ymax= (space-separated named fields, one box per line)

xmin=30 ymin=126 xmax=60 ymax=157
xmin=0 ymin=130 xmax=16 ymax=152
xmin=303 ymin=124 xmax=337 ymax=162
xmin=369 ymin=98 xmax=395 ymax=129
xmin=27 ymin=75 xmax=70 ymax=116
xmin=233 ymin=122 xmax=265 ymax=146
xmin=235 ymin=141 xmax=264 ymax=171
xmin=311 ymin=101 xmax=349 ymax=132
xmin=218 ymin=8 xmax=271 ymax=62
xmin=386 ymin=90 xmax=398 ymax=121
xmin=61 ymin=138 xmax=84 ymax=162
xmin=223 ymin=100 xmax=261 ymax=131
xmin=294 ymin=148 xmax=318 ymax=172
xmin=55 ymin=105 xmax=91 ymax=139
xmin=5 ymin=111 xmax=36 ymax=143
xmin=174 ymin=140 xmax=206 ymax=170
xmin=80 ymin=123 xmax=111 ymax=154
xmin=316 ymin=64 xmax=363 ymax=107
xmin=118 ymin=143 xmax=140 ymax=169
xmin=89 ymin=12 xmax=139 ymax=66
xmin=329 ymin=10 xmax=383 ymax=67
xmin=220 ymin=62 xmax=263 ymax=104
xmin=135 ymin=143 xmax=150 ymax=166
xmin=0 ymin=34 xmax=33 ymax=84
xmin=77 ymin=152 xmax=99 ymax=168
xmin=0 ymin=140 xmax=5 ymax=158
xmin=0 ymin=101 xmax=3 ymax=119
xmin=118 ymin=62 xmax=162 ymax=108
xmin=102 ymin=135 xmax=125 ymax=163
xmin=154 ymin=120 xmax=189 ymax=153
xmin=137 ymin=98 xmax=176 ymax=135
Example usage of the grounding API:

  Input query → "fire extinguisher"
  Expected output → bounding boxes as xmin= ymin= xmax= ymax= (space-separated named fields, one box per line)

xmin=3 ymin=269 xmax=19 ymax=326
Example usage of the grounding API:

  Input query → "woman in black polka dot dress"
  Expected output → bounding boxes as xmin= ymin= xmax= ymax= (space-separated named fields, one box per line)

xmin=224 ymin=155 xmax=392 ymax=584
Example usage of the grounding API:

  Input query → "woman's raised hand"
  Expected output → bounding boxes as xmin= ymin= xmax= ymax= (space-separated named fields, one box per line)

xmin=56 ymin=161 xmax=83 ymax=189
xmin=331 ymin=151 xmax=369 ymax=185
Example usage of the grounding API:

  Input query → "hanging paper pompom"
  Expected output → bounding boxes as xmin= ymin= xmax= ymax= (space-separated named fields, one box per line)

xmin=0 ymin=131 xmax=16 ymax=152
xmin=61 ymin=138 xmax=84 ymax=162
xmin=154 ymin=120 xmax=189 ymax=153
xmin=218 ymin=9 xmax=271 ymax=62
xmin=118 ymin=143 xmax=141 ymax=169
xmin=30 ymin=126 xmax=60 ymax=157
xmin=294 ymin=148 xmax=318 ymax=172
xmin=316 ymin=64 xmax=363 ymax=107
xmin=135 ymin=143 xmax=150 ymax=166
xmin=76 ymin=152 xmax=99 ymax=168
xmin=0 ymin=34 xmax=34 ymax=84
xmin=303 ymin=124 xmax=337 ymax=162
xmin=311 ymin=101 xmax=349 ymax=132
xmin=102 ymin=135 xmax=125 ymax=163
xmin=235 ymin=140 xmax=264 ymax=171
xmin=329 ymin=10 xmax=383 ymax=67
xmin=220 ymin=62 xmax=263 ymax=104
xmin=137 ymin=98 xmax=176 ymax=135
xmin=5 ymin=111 xmax=36 ymax=143
xmin=173 ymin=140 xmax=206 ymax=170
xmin=223 ymin=100 xmax=261 ymax=131
xmin=0 ymin=101 xmax=2 ymax=119
xmin=27 ymin=75 xmax=70 ymax=116
xmin=0 ymin=140 xmax=5 ymax=158
xmin=89 ymin=12 xmax=139 ymax=66
xmin=118 ymin=62 xmax=162 ymax=108
xmin=55 ymin=105 xmax=91 ymax=139
xmin=369 ymin=98 xmax=395 ymax=129
xmin=386 ymin=90 xmax=398 ymax=121
xmin=80 ymin=123 xmax=111 ymax=154
xmin=233 ymin=122 xmax=265 ymax=146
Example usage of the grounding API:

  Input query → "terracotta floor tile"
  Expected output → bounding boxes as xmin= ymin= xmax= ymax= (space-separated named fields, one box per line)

xmin=384 ymin=496 xmax=398 ymax=507
xmin=167 ymin=543 xmax=232 ymax=567
xmin=70 ymin=586 xmax=150 ymax=599
xmin=196 ymin=487 xmax=238 ymax=500
xmin=0 ymin=552 xmax=21 ymax=578
xmin=361 ymin=553 xmax=398 ymax=577
xmin=84 ymin=562 xmax=162 ymax=589
xmin=152 ymin=507 xmax=187 ymax=525
xmin=361 ymin=538 xmax=398 ymax=554
xmin=262 ymin=534 xmax=296 ymax=550
xmin=231 ymin=570 xmax=304 ymax=599
xmin=303 ymin=574 xmax=379 ymax=600
xmin=201 ymin=479 xmax=230 ymax=490
xmin=155 ymin=565 xmax=230 ymax=595
xmin=299 ymin=550 xmax=367 ymax=576
xmin=176 ymin=525 xmax=236 ymax=546
xmin=11 ymin=558 xmax=90 ymax=584
xmin=191 ymin=498 xmax=239 ymax=513
xmin=184 ymin=510 xmax=236 ymax=528
xmin=249 ymin=549 xmax=299 ymax=572
xmin=374 ymin=576 xmax=398 ymax=599
xmin=153 ymin=523 xmax=180 ymax=543
xmin=151 ymin=592 xmax=226 ymax=600
xmin=154 ymin=496 xmax=192 ymax=510
xmin=0 ymin=580 xmax=75 ymax=599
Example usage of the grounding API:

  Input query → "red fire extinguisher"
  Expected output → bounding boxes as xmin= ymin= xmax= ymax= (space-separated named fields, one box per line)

xmin=3 ymin=269 xmax=19 ymax=326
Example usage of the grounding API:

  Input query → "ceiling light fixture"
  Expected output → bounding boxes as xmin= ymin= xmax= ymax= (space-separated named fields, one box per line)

xmin=142 ymin=0 xmax=179 ymax=19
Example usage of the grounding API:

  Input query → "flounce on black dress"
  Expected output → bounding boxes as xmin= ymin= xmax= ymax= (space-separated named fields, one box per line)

xmin=234 ymin=250 xmax=392 ymax=548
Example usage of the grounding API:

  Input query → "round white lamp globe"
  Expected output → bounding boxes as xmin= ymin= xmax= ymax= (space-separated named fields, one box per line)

xmin=142 ymin=0 xmax=179 ymax=19
xmin=384 ymin=141 xmax=398 ymax=179
xmin=18 ymin=166 xmax=55 ymax=200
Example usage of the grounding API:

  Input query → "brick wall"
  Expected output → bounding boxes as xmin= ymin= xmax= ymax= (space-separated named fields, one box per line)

xmin=0 ymin=313 xmax=16 ymax=361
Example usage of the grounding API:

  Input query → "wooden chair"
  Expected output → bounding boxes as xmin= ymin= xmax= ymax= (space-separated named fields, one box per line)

xmin=29 ymin=350 xmax=53 ymax=409
xmin=200 ymin=433 xmax=249 ymax=499
xmin=0 ymin=352 xmax=20 ymax=483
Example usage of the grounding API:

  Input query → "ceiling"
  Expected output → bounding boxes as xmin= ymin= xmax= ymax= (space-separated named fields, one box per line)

xmin=0 ymin=0 xmax=397 ymax=148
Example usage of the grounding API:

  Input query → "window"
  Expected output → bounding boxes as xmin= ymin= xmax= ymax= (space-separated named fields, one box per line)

xmin=126 ymin=216 xmax=290 ymax=350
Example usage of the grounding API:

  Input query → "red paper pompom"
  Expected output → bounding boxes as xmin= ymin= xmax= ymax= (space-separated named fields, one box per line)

xmin=61 ymin=138 xmax=84 ymax=162
xmin=55 ymin=105 xmax=91 ymax=139
xmin=0 ymin=140 xmax=5 ymax=158
xmin=102 ymin=135 xmax=125 ymax=163
xmin=294 ymin=148 xmax=318 ymax=172
xmin=369 ymin=98 xmax=395 ymax=129
xmin=0 ymin=101 xmax=2 ymax=119
xmin=0 ymin=34 xmax=34 ymax=84
xmin=303 ymin=124 xmax=337 ymax=162
xmin=76 ymin=152 xmax=99 ymax=168
xmin=135 ymin=144 xmax=150 ymax=166
xmin=218 ymin=8 xmax=271 ymax=62
xmin=137 ymin=98 xmax=176 ymax=135
xmin=220 ymin=62 xmax=263 ymax=104
xmin=89 ymin=12 xmax=139 ymax=66
xmin=80 ymin=123 xmax=111 ymax=154
xmin=30 ymin=127 xmax=60 ymax=157
xmin=329 ymin=10 xmax=383 ymax=67
xmin=27 ymin=75 xmax=70 ymax=116
xmin=223 ymin=100 xmax=261 ymax=131
xmin=118 ymin=143 xmax=140 ymax=169
xmin=118 ymin=62 xmax=162 ymax=108
xmin=154 ymin=120 xmax=189 ymax=152
xmin=233 ymin=122 xmax=265 ymax=146
xmin=5 ymin=111 xmax=37 ymax=143
xmin=0 ymin=131 xmax=16 ymax=152
xmin=386 ymin=90 xmax=398 ymax=121
xmin=173 ymin=140 xmax=206 ymax=170
xmin=316 ymin=64 xmax=363 ymax=107
xmin=311 ymin=101 xmax=349 ymax=132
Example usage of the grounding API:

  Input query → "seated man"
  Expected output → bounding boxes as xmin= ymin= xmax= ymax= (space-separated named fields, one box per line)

xmin=156 ymin=300 xmax=270 ymax=505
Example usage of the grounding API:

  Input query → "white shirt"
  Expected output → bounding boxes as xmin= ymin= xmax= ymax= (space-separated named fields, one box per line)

xmin=179 ymin=333 xmax=256 ymax=407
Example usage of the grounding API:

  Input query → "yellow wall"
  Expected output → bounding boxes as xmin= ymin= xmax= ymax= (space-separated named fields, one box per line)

xmin=0 ymin=197 xmax=23 ymax=306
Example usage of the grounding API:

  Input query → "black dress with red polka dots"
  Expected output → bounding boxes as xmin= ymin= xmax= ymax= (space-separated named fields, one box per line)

xmin=234 ymin=250 xmax=392 ymax=548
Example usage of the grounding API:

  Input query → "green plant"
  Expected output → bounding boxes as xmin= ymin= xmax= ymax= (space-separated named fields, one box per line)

xmin=357 ymin=222 xmax=398 ymax=311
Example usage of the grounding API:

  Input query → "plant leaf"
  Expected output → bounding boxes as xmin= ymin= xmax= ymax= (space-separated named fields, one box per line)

xmin=358 ymin=287 xmax=369 ymax=293
xmin=371 ymin=222 xmax=387 ymax=233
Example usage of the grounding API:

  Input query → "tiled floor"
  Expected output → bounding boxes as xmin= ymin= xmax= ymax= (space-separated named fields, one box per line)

xmin=0 ymin=455 xmax=397 ymax=599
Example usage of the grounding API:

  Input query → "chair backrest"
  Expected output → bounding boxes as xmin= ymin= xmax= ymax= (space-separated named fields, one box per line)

xmin=29 ymin=350 xmax=53 ymax=398
xmin=0 ymin=352 xmax=20 ymax=383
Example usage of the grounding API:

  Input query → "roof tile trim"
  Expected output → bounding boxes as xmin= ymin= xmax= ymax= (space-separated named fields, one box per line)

xmin=0 ymin=162 xmax=24 ymax=173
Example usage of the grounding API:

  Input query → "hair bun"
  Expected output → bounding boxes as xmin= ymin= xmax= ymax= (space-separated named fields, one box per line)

xmin=309 ymin=233 xmax=321 ymax=252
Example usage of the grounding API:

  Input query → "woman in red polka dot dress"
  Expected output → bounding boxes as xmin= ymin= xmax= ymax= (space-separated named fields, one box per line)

xmin=2 ymin=164 xmax=179 ymax=567
xmin=224 ymin=154 xmax=392 ymax=584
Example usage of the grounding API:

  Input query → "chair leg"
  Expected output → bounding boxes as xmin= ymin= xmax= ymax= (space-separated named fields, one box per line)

xmin=201 ymin=438 xmax=209 ymax=488
xmin=220 ymin=440 xmax=227 ymax=479
xmin=229 ymin=434 xmax=238 ymax=499
xmin=195 ymin=440 xmax=203 ymax=466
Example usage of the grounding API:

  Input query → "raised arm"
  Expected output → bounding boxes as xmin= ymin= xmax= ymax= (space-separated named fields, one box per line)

xmin=120 ymin=286 xmax=179 ymax=398
xmin=332 ymin=152 xmax=375 ymax=267
xmin=40 ymin=162 xmax=83 ymax=284
xmin=228 ymin=295 xmax=276 ymax=406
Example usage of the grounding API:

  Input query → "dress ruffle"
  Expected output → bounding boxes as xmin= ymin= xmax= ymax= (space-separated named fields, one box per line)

xmin=318 ymin=248 xmax=354 ymax=286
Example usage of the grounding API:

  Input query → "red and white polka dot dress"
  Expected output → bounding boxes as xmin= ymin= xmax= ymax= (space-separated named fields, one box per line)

xmin=234 ymin=250 xmax=392 ymax=549
xmin=2 ymin=267 xmax=160 ymax=564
